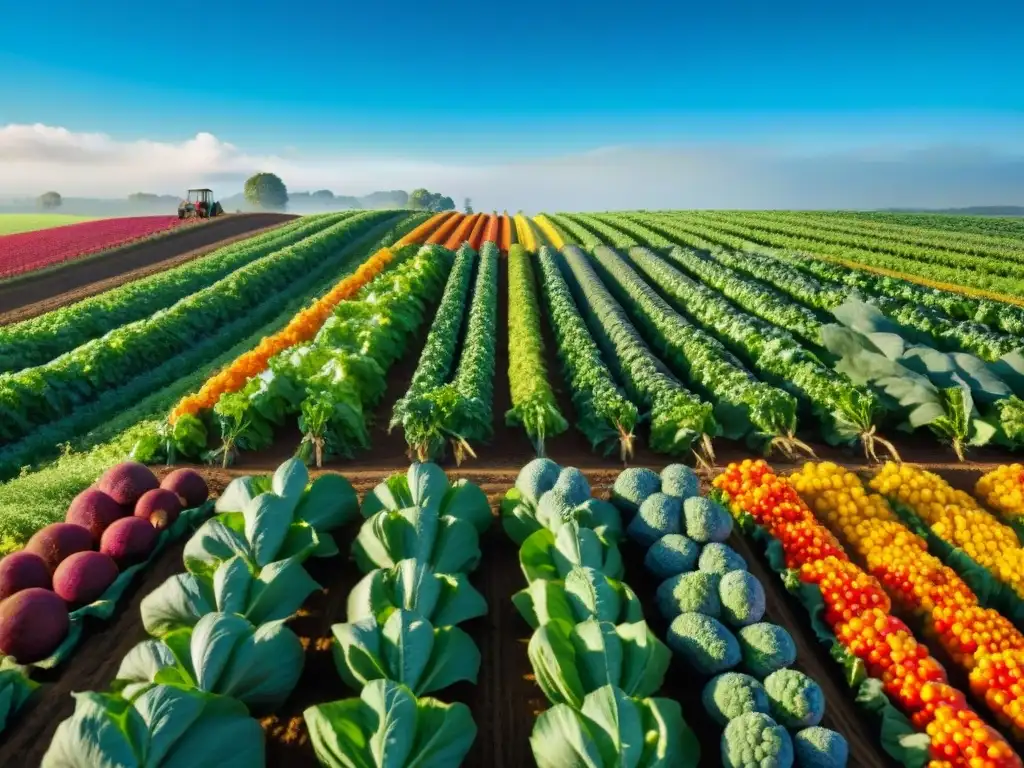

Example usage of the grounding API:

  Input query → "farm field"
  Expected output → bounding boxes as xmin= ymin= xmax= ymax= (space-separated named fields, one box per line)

xmin=0 ymin=214 xmax=99 ymax=236
xmin=3 ymin=209 xmax=1024 ymax=767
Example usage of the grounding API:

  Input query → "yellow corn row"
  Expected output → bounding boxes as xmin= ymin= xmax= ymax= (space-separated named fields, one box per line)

xmin=532 ymin=215 xmax=565 ymax=250
xmin=514 ymin=214 xmax=537 ymax=252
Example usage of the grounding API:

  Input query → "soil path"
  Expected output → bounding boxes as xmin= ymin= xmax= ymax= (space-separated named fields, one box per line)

xmin=0 ymin=213 xmax=296 ymax=317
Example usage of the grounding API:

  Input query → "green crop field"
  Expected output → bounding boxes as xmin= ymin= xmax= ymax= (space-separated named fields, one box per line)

xmin=0 ymin=214 xmax=99 ymax=236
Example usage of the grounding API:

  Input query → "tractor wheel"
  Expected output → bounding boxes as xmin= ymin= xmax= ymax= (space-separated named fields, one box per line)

xmin=178 ymin=210 xmax=185 ymax=220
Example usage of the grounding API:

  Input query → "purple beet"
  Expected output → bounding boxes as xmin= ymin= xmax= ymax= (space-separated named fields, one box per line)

xmin=0 ymin=551 xmax=52 ymax=601
xmin=100 ymin=517 xmax=158 ymax=566
xmin=0 ymin=588 xmax=70 ymax=663
xmin=25 ymin=523 xmax=95 ymax=573
xmin=160 ymin=468 xmax=209 ymax=509
xmin=66 ymin=488 xmax=124 ymax=540
xmin=96 ymin=461 xmax=159 ymax=508
xmin=134 ymin=489 xmax=182 ymax=531
xmin=53 ymin=551 xmax=119 ymax=605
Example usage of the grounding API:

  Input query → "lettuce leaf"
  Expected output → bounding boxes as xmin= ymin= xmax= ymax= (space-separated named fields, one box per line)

xmin=530 ymin=685 xmax=698 ymax=768
xmin=513 ymin=567 xmax=644 ymax=629
xmin=141 ymin=555 xmax=318 ymax=637
xmin=519 ymin=523 xmax=624 ymax=584
xmin=352 ymin=506 xmax=481 ymax=574
xmin=528 ymin=619 xmax=670 ymax=708
xmin=304 ymin=679 xmax=476 ymax=768
xmin=346 ymin=559 xmax=487 ymax=627
xmin=360 ymin=462 xmax=492 ymax=534
xmin=42 ymin=685 xmax=265 ymax=767
xmin=502 ymin=487 xmax=623 ymax=546
xmin=331 ymin=610 xmax=479 ymax=696
xmin=115 ymin=613 xmax=303 ymax=712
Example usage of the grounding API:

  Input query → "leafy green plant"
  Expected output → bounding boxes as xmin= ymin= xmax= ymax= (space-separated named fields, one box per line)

xmin=331 ymin=610 xmax=480 ymax=695
xmin=530 ymin=685 xmax=699 ymax=768
xmin=359 ymin=462 xmax=492 ymax=534
xmin=346 ymin=559 xmax=487 ymax=627
xmin=304 ymin=679 xmax=476 ymax=768
xmin=115 ymin=612 xmax=303 ymax=712
xmin=513 ymin=567 xmax=643 ymax=628
xmin=528 ymin=618 xmax=671 ymax=707
xmin=505 ymin=244 xmax=569 ymax=454
xmin=43 ymin=685 xmax=265 ymax=767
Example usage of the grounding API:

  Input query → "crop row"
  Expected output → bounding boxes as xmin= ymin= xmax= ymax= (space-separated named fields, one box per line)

xmin=0 ymin=213 xmax=355 ymax=373
xmin=0 ymin=215 xmax=185 ymax=280
xmin=501 ymin=458 xmax=702 ymax=766
xmin=716 ymin=460 xmax=1022 ymax=767
xmin=0 ymin=209 xmax=400 ymax=444
xmin=306 ymin=462 xmax=493 ymax=766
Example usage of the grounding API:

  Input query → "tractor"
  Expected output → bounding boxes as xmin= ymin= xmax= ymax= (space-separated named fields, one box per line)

xmin=177 ymin=188 xmax=224 ymax=219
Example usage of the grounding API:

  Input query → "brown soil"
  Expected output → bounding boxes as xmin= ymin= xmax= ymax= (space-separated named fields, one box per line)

xmin=0 ymin=213 xmax=296 ymax=317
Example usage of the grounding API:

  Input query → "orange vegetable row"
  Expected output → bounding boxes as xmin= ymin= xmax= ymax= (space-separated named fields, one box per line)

xmin=714 ymin=459 xmax=1021 ymax=768
xmin=499 ymin=211 xmax=513 ymax=252
xmin=483 ymin=212 xmax=500 ymax=245
xmin=792 ymin=462 xmax=1024 ymax=736
xmin=444 ymin=213 xmax=479 ymax=250
xmin=424 ymin=212 xmax=464 ymax=245
xmin=168 ymin=212 xmax=451 ymax=424
xmin=468 ymin=214 xmax=489 ymax=250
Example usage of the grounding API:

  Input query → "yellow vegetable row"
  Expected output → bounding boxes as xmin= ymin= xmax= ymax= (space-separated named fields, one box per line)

xmin=532 ymin=214 xmax=565 ymax=249
xmin=871 ymin=463 xmax=1024 ymax=600
xmin=792 ymin=462 xmax=1024 ymax=736
xmin=976 ymin=464 xmax=1024 ymax=525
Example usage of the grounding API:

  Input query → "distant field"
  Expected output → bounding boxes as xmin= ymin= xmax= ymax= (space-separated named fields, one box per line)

xmin=0 ymin=213 xmax=99 ymax=235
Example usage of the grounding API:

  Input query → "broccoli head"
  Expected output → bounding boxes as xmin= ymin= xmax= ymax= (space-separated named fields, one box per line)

xmin=764 ymin=668 xmax=826 ymax=728
xmin=721 ymin=712 xmax=794 ymax=768
xmin=553 ymin=466 xmax=591 ymax=506
xmin=698 ymin=542 xmax=747 ymax=575
xmin=702 ymin=672 xmax=770 ymax=726
xmin=683 ymin=496 xmax=733 ymax=543
xmin=627 ymin=492 xmax=683 ymax=548
xmin=667 ymin=612 xmax=740 ymax=675
xmin=737 ymin=623 xmax=797 ymax=679
xmin=794 ymin=726 xmax=849 ymax=768
xmin=656 ymin=571 xmax=722 ymax=620
xmin=719 ymin=570 xmax=767 ymax=627
xmin=660 ymin=464 xmax=700 ymax=500
xmin=536 ymin=488 xmax=576 ymax=530
xmin=611 ymin=467 xmax=662 ymax=514
xmin=644 ymin=533 xmax=699 ymax=579
xmin=515 ymin=458 xmax=562 ymax=504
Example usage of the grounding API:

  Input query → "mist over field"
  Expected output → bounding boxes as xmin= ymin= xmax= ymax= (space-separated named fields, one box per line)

xmin=1 ymin=123 xmax=1022 ymax=214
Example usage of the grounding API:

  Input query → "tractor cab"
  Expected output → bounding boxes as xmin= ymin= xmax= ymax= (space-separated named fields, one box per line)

xmin=178 ymin=188 xmax=223 ymax=219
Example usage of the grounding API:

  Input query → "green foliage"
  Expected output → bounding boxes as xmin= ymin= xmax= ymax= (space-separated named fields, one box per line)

xmin=530 ymin=685 xmax=700 ymax=768
xmin=43 ymin=686 xmax=265 ymax=767
xmin=38 ymin=191 xmax=62 ymax=209
xmin=535 ymin=246 xmax=638 ymax=457
xmin=304 ymin=679 xmax=476 ymax=768
xmin=114 ymin=612 xmax=303 ymax=711
xmin=408 ymin=188 xmax=455 ymax=212
xmin=505 ymin=245 xmax=569 ymax=452
xmin=346 ymin=559 xmax=487 ymax=627
xmin=243 ymin=172 xmax=288 ymax=210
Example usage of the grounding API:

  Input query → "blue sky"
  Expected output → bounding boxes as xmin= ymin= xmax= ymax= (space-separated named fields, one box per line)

xmin=1 ymin=0 xmax=1022 ymax=208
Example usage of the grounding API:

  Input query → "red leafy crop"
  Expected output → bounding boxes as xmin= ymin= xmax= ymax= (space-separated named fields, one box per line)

xmin=0 ymin=216 xmax=184 ymax=279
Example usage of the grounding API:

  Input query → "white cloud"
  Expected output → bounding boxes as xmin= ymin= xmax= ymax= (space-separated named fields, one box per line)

xmin=0 ymin=123 xmax=1022 ymax=212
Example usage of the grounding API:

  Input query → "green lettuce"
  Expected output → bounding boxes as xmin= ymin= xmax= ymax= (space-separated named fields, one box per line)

xmin=140 ymin=554 xmax=319 ymax=637
xmin=346 ymin=559 xmax=487 ymax=627
xmin=519 ymin=523 xmax=625 ymax=584
xmin=304 ymin=679 xmax=476 ymax=768
xmin=360 ymin=462 xmax=492 ymax=534
xmin=331 ymin=609 xmax=479 ymax=696
xmin=502 ymin=486 xmax=623 ymax=546
xmin=42 ymin=685 xmax=265 ymax=767
xmin=530 ymin=685 xmax=699 ymax=768
xmin=529 ymin=619 xmax=670 ymax=708
xmin=115 ymin=612 xmax=303 ymax=712
xmin=0 ymin=666 xmax=37 ymax=732
xmin=352 ymin=505 xmax=481 ymax=574
xmin=513 ymin=567 xmax=644 ymax=629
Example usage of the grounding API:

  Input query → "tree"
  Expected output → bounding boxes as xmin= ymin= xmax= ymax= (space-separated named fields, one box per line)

xmin=243 ymin=172 xmax=289 ymax=210
xmin=311 ymin=189 xmax=334 ymax=200
xmin=408 ymin=188 xmax=456 ymax=212
xmin=39 ymin=191 xmax=62 ymax=209
xmin=464 ymin=197 xmax=473 ymax=214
